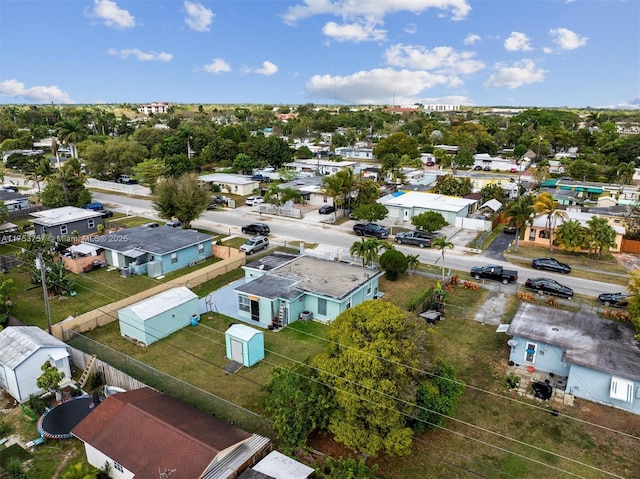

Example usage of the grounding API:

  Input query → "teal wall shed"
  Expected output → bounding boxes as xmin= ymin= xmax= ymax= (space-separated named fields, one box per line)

xmin=118 ymin=287 xmax=199 ymax=346
xmin=225 ymin=324 xmax=265 ymax=367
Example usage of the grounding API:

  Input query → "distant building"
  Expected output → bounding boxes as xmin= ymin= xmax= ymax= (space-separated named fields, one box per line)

xmin=424 ymin=104 xmax=461 ymax=111
xmin=137 ymin=102 xmax=169 ymax=115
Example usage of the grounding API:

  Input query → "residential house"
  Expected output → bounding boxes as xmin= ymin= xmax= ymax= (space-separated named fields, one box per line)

xmin=0 ymin=326 xmax=72 ymax=403
xmin=333 ymin=146 xmax=375 ymax=161
xmin=30 ymin=206 xmax=103 ymax=238
xmin=85 ymin=225 xmax=213 ymax=277
xmin=71 ymin=387 xmax=270 ymax=479
xmin=283 ymin=159 xmax=359 ymax=177
xmin=377 ymin=191 xmax=478 ymax=227
xmin=506 ymin=303 xmax=640 ymax=416
xmin=234 ymin=255 xmax=383 ymax=328
xmin=433 ymin=144 xmax=459 ymax=155
xmin=0 ymin=190 xmax=30 ymax=212
xmin=199 ymin=173 xmax=259 ymax=196
xmin=472 ymin=154 xmax=515 ymax=172
xmin=523 ymin=209 xmax=625 ymax=251
xmin=118 ymin=287 xmax=200 ymax=346
xmin=277 ymin=176 xmax=329 ymax=207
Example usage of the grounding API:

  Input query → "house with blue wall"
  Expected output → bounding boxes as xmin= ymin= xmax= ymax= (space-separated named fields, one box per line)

xmin=506 ymin=303 xmax=640 ymax=415
xmin=85 ymin=225 xmax=213 ymax=277
xmin=31 ymin=206 xmax=103 ymax=238
xmin=234 ymin=254 xmax=383 ymax=329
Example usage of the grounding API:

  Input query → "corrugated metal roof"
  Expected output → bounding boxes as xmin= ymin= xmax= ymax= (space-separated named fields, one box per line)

xmin=0 ymin=326 xmax=68 ymax=370
xmin=120 ymin=287 xmax=198 ymax=321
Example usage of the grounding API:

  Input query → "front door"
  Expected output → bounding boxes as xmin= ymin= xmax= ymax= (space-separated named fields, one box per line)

xmin=403 ymin=209 xmax=410 ymax=221
xmin=250 ymin=299 xmax=260 ymax=322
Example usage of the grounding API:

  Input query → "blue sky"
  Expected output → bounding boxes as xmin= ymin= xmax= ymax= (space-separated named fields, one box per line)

xmin=1 ymin=0 xmax=638 ymax=108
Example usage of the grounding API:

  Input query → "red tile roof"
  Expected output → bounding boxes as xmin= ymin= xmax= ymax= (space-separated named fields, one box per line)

xmin=72 ymin=388 xmax=252 ymax=479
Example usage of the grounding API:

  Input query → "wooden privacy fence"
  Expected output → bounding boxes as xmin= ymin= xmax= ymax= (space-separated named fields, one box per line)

xmin=621 ymin=238 xmax=640 ymax=254
xmin=68 ymin=346 xmax=147 ymax=392
xmin=53 ymin=250 xmax=245 ymax=341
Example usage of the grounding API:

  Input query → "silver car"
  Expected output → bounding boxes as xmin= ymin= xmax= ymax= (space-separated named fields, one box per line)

xmin=239 ymin=236 xmax=269 ymax=255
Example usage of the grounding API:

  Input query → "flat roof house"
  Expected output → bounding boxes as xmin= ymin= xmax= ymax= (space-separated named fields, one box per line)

xmin=30 ymin=206 xmax=103 ymax=238
xmin=378 ymin=191 xmax=478 ymax=226
xmin=199 ymin=173 xmax=259 ymax=197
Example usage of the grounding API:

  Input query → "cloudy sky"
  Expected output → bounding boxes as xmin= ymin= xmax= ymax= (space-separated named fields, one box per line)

xmin=1 ymin=0 xmax=638 ymax=108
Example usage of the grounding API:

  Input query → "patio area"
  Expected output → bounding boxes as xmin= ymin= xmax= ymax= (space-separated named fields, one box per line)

xmin=507 ymin=364 xmax=575 ymax=407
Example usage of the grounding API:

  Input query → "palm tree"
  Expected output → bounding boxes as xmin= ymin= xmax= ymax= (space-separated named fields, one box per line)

xmin=432 ymin=235 xmax=454 ymax=281
xmin=56 ymin=119 xmax=84 ymax=158
xmin=503 ymin=197 xmax=534 ymax=252
xmin=554 ymin=219 xmax=587 ymax=253
xmin=406 ymin=254 xmax=420 ymax=275
xmin=350 ymin=239 xmax=368 ymax=267
xmin=264 ymin=184 xmax=281 ymax=205
xmin=533 ymin=192 xmax=567 ymax=250
xmin=322 ymin=174 xmax=344 ymax=223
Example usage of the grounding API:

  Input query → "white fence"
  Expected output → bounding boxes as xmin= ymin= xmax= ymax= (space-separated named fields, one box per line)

xmin=86 ymin=178 xmax=152 ymax=196
xmin=454 ymin=216 xmax=491 ymax=232
xmin=254 ymin=203 xmax=302 ymax=219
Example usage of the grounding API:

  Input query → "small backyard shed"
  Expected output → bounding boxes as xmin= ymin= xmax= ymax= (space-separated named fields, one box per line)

xmin=118 ymin=287 xmax=199 ymax=346
xmin=0 ymin=326 xmax=72 ymax=403
xmin=225 ymin=324 xmax=265 ymax=367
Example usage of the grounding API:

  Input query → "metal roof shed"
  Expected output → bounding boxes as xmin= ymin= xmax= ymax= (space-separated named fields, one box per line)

xmin=225 ymin=324 xmax=265 ymax=367
xmin=117 ymin=287 xmax=199 ymax=346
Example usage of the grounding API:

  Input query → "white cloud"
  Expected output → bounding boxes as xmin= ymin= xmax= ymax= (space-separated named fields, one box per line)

xmin=384 ymin=44 xmax=485 ymax=76
xmin=322 ymin=21 xmax=386 ymax=42
xmin=184 ymin=1 xmax=214 ymax=32
xmin=254 ymin=61 xmax=279 ymax=76
xmin=306 ymin=68 xmax=450 ymax=104
xmin=202 ymin=58 xmax=231 ymax=74
xmin=548 ymin=28 xmax=588 ymax=51
xmin=107 ymin=48 xmax=172 ymax=62
xmin=87 ymin=0 xmax=135 ymax=29
xmin=404 ymin=23 xmax=417 ymax=34
xmin=543 ymin=47 xmax=553 ymax=54
xmin=464 ymin=33 xmax=480 ymax=45
xmin=283 ymin=0 xmax=472 ymax=25
xmin=0 ymin=79 xmax=74 ymax=103
xmin=483 ymin=59 xmax=546 ymax=89
xmin=504 ymin=32 xmax=532 ymax=52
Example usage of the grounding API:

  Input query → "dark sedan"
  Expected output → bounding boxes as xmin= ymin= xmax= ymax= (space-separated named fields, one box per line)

xmin=531 ymin=257 xmax=571 ymax=274
xmin=525 ymin=277 xmax=574 ymax=298
xmin=241 ymin=223 xmax=270 ymax=235
xmin=319 ymin=205 xmax=335 ymax=214
xmin=597 ymin=292 xmax=630 ymax=308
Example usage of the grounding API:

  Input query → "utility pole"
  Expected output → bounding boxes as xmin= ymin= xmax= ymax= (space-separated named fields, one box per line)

xmin=37 ymin=251 xmax=52 ymax=335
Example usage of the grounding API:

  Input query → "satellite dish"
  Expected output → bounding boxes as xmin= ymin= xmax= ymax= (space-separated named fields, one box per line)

xmin=507 ymin=339 xmax=519 ymax=347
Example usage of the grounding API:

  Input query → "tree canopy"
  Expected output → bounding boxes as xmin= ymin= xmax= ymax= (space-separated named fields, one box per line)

xmin=152 ymin=173 xmax=210 ymax=227
xmin=411 ymin=211 xmax=448 ymax=232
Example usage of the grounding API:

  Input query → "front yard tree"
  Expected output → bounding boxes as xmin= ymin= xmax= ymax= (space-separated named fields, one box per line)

xmin=480 ymin=183 xmax=507 ymax=204
xmin=432 ymin=235 xmax=454 ymax=281
xmin=503 ymin=197 xmax=534 ymax=252
xmin=153 ymin=173 xmax=210 ymax=228
xmin=585 ymin=216 xmax=617 ymax=258
xmin=353 ymin=203 xmax=388 ymax=223
xmin=132 ymin=158 xmax=168 ymax=193
xmin=378 ymin=248 xmax=408 ymax=281
xmin=433 ymin=175 xmax=473 ymax=197
xmin=41 ymin=159 xmax=92 ymax=208
xmin=232 ymin=153 xmax=256 ymax=175
xmin=554 ymin=219 xmax=587 ymax=252
xmin=313 ymin=301 xmax=431 ymax=457
xmin=411 ymin=211 xmax=447 ymax=233
xmin=533 ymin=192 xmax=567 ymax=250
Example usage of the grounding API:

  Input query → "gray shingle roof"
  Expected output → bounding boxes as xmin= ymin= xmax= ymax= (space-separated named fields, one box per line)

xmin=0 ymin=326 xmax=67 ymax=369
xmin=86 ymin=226 xmax=213 ymax=255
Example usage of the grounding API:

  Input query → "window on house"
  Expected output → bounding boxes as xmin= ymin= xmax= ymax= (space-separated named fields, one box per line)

xmin=323 ymin=196 xmax=328 ymax=203
xmin=170 ymin=252 xmax=178 ymax=264
xmin=346 ymin=298 xmax=352 ymax=309
xmin=198 ymin=243 xmax=204 ymax=253
xmin=60 ymin=225 xmax=68 ymax=235
xmin=539 ymin=230 xmax=550 ymax=239
xmin=238 ymin=295 xmax=250 ymax=312
xmin=529 ymin=229 xmax=536 ymax=241
xmin=524 ymin=343 xmax=536 ymax=363
xmin=113 ymin=462 xmax=124 ymax=473
xmin=88 ymin=219 xmax=95 ymax=228
xmin=318 ymin=298 xmax=327 ymax=316
xmin=367 ymin=283 xmax=372 ymax=295
xmin=610 ymin=377 xmax=634 ymax=402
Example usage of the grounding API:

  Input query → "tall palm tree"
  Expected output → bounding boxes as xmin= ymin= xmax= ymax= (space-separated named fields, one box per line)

xmin=432 ymin=235 xmax=454 ymax=281
xmin=56 ymin=119 xmax=84 ymax=158
xmin=406 ymin=254 xmax=420 ymax=275
xmin=264 ymin=184 xmax=281 ymax=205
xmin=533 ymin=192 xmax=567 ymax=250
xmin=322 ymin=174 xmax=344 ymax=223
xmin=350 ymin=239 xmax=368 ymax=267
xmin=503 ymin=197 xmax=534 ymax=252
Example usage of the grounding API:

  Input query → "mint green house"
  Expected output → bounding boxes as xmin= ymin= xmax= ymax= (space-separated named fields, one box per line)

xmin=234 ymin=254 xmax=383 ymax=329
xmin=118 ymin=287 xmax=199 ymax=346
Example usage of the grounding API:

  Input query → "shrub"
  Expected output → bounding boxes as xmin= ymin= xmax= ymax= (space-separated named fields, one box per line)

xmin=0 ymin=420 xmax=11 ymax=436
xmin=546 ymin=296 xmax=559 ymax=307
xmin=506 ymin=372 xmax=521 ymax=389
xmin=462 ymin=281 xmax=479 ymax=290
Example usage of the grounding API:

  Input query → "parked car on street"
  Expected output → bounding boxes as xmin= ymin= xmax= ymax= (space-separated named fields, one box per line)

xmin=531 ymin=257 xmax=571 ymax=274
xmin=117 ymin=175 xmax=138 ymax=184
xmin=141 ymin=222 xmax=160 ymax=229
xmin=353 ymin=223 xmax=389 ymax=239
xmin=100 ymin=210 xmax=114 ymax=218
xmin=246 ymin=196 xmax=264 ymax=206
xmin=212 ymin=195 xmax=228 ymax=205
xmin=395 ymin=230 xmax=432 ymax=248
xmin=251 ymin=174 xmax=271 ymax=183
xmin=239 ymin=236 xmax=269 ymax=255
xmin=83 ymin=201 xmax=104 ymax=211
xmin=241 ymin=223 xmax=270 ymax=235
xmin=525 ymin=277 xmax=573 ymax=298
xmin=597 ymin=292 xmax=629 ymax=308
xmin=503 ymin=225 xmax=517 ymax=234
xmin=165 ymin=219 xmax=182 ymax=228
xmin=470 ymin=265 xmax=518 ymax=284
xmin=319 ymin=205 xmax=335 ymax=215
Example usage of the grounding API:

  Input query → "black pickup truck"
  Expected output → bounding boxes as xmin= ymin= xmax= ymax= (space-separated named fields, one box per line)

xmin=470 ymin=265 xmax=518 ymax=284
xmin=353 ymin=223 xmax=389 ymax=239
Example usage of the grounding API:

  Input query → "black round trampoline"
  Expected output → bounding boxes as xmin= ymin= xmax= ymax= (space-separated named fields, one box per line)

xmin=37 ymin=397 xmax=96 ymax=439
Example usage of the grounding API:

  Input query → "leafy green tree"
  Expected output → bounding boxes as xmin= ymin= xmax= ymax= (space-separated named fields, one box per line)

xmin=0 ymin=278 xmax=16 ymax=329
xmin=379 ymin=248 xmax=408 ymax=281
xmin=353 ymin=178 xmax=380 ymax=208
xmin=152 ymin=173 xmax=210 ymax=228
xmin=433 ymin=175 xmax=472 ymax=196
xmin=585 ymin=216 xmax=617 ymax=258
xmin=80 ymin=138 xmax=149 ymax=180
xmin=454 ymin=149 xmax=474 ymax=168
xmin=480 ymin=184 xmax=507 ymax=204
xmin=432 ymin=235 xmax=454 ymax=281
xmin=131 ymin=158 xmax=168 ymax=192
xmin=313 ymin=301 xmax=431 ymax=457
xmin=263 ymin=364 xmax=332 ymax=452
xmin=554 ymin=219 xmax=587 ymax=252
xmin=280 ymin=187 xmax=302 ymax=204
xmin=37 ymin=360 xmax=65 ymax=394
xmin=245 ymin=135 xmax=293 ymax=169
xmin=533 ymin=192 xmax=567 ymax=250
xmin=232 ymin=153 xmax=256 ymax=175
xmin=45 ymin=262 xmax=73 ymax=296
xmin=411 ymin=211 xmax=447 ymax=233
xmin=352 ymin=203 xmax=388 ymax=223
xmin=513 ymin=144 xmax=528 ymax=158
xmin=503 ymin=197 xmax=534 ymax=251
xmin=412 ymin=359 xmax=465 ymax=433
xmin=41 ymin=160 xmax=92 ymax=208
xmin=380 ymin=154 xmax=403 ymax=184
xmin=373 ymin=132 xmax=420 ymax=160
xmin=294 ymin=145 xmax=314 ymax=159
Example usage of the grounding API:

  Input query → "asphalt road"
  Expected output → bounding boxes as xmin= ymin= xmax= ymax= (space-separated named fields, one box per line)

xmin=91 ymin=191 xmax=621 ymax=299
